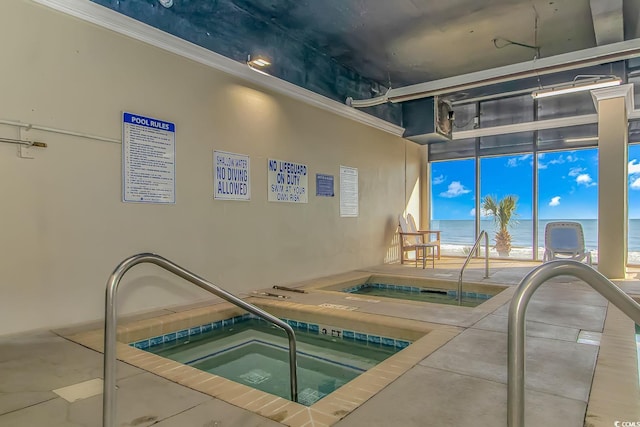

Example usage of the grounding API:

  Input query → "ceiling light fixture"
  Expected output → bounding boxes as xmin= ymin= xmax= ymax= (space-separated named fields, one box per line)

xmin=247 ymin=55 xmax=272 ymax=76
xmin=158 ymin=0 xmax=173 ymax=8
xmin=531 ymin=76 xmax=621 ymax=99
xmin=564 ymin=136 xmax=598 ymax=143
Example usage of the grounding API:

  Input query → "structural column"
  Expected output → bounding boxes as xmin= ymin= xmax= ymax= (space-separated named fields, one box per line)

xmin=591 ymin=84 xmax=633 ymax=279
xmin=420 ymin=145 xmax=429 ymax=229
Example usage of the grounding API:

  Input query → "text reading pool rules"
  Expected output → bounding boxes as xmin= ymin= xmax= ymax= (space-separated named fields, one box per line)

xmin=122 ymin=112 xmax=176 ymax=204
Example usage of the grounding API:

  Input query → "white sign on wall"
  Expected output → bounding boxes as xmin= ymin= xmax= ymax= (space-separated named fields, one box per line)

xmin=340 ymin=165 xmax=358 ymax=217
xmin=214 ymin=150 xmax=250 ymax=200
xmin=122 ymin=112 xmax=175 ymax=204
xmin=267 ymin=158 xmax=308 ymax=203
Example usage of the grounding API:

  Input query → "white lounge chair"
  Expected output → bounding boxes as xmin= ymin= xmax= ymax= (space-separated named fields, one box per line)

xmin=398 ymin=214 xmax=441 ymax=265
xmin=543 ymin=221 xmax=592 ymax=265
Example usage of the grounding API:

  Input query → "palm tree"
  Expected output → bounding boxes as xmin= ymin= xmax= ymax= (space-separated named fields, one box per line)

xmin=482 ymin=194 xmax=518 ymax=256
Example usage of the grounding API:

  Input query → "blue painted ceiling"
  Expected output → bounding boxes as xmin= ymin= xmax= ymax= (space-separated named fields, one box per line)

xmin=91 ymin=0 xmax=640 ymax=126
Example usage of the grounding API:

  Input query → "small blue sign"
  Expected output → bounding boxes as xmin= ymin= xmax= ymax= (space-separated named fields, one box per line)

xmin=316 ymin=173 xmax=334 ymax=197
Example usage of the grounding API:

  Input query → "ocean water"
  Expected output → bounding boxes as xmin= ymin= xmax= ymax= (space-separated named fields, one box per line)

xmin=429 ymin=219 xmax=640 ymax=251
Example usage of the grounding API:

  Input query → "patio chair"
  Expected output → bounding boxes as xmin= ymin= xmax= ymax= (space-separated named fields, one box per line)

xmin=542 ymin=221 xmax=592 ymax=265
xmin=398 ymin=214 xmax=441 ymax=264
xmin=407 ymin=214 xmax=441 ymax=260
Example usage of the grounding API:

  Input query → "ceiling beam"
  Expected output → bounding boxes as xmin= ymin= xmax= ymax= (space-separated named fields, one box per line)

xmin=590 ymin=0 xmax=624 ymax=45
xmin=348 ymin=38 xmax=640 ymax=106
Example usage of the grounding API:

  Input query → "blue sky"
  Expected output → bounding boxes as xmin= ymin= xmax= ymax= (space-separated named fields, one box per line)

xmin=432 ymin=145 xmax=640 ymax=220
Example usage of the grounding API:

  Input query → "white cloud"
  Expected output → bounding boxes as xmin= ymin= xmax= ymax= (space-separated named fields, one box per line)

xmin=629 ymin=159 xmax=640 ymax=175
xmin=506 ymin=154 xmax=532 ymax=168
xmin=432 ymin=174 xmax=446 ymax=185
xmin=568 ymin=167 xmax=585 ymax=177
xmin=538 ymin=154 xmax=580 ymax=170
xmin=548 ymin=158 xmax=565 ymax=165
xmin=548 ymin=196 xmax=561 ymax=207
xmin=631 ymin=177 xmax=640 ymax=190
xmin=469 ymin=208 xmax=476 ymax=216
xmin=576 ymin=173 xmax=597 ymax=187
xmin=440 ymin=181 xmax=471 ymax=198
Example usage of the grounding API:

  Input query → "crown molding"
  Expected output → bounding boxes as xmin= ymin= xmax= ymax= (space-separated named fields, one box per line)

xmin=591 ymin=84 xmax=634 ymax=115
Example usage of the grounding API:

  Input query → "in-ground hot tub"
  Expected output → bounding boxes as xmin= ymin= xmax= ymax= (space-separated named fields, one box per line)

xmin=132 ymin=311 xmax=409 ymax=406
xmin=318 ymin=274 xmax=508 ymax=307
xmin=66 ymin=298 xmax=460 ymax=426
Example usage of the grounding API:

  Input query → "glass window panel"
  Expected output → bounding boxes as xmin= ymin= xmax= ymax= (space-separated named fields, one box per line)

xmin=538 ymin=148 xmax=598 ymax=262
xmin=537 ymin=124 xmax=599 ymax=151
xmin=429 ymin=138 xmax=476 ymax=161
xmin=629 ymin=119 xmax=640 ymax=144
xmin=536 ymin=90 xmax=596 ymax=119
xmin=430 ymin=159 xmax=476 ymax=256
xmin=480 ymin=94 xmax=533 ymax=127
xmin=628 ymin=144 xmax=640 ymax=265
xmin=629 ymin=74 xmax=640 ymax=110
xmin=479 ymin=131 xmax=534 ymax=156
xmin=480 ymin=154 xmax=533 ymax=259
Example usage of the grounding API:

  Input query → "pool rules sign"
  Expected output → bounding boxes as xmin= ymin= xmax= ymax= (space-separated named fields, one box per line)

xmin=122 ymin=112 xmax=176 ymax=204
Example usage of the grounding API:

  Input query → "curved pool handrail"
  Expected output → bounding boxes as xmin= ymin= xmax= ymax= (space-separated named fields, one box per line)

xmin=507 ymin=259 xmax=640 ymax=427
xmin=103 ymin=253 xmax=298 ymax=427
xmin=457 ymin=230 xmax=490 ymax=304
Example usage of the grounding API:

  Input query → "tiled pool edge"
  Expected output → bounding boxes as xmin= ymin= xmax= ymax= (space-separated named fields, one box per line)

xmin=62 ymin=301 xmax=462 ymax=427
xmin=584 ymin=303 xmax=640 ymax=425
xmin=343 ymin=283 xmax=495 ymax=301
xmin=129 ymin=313 xmax=412 ymax=352
xmin=301 ymin=272 xmax=512 ymax=313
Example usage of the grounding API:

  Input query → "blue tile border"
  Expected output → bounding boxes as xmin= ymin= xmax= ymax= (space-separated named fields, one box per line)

xmin=149 ymin=336 xmax=163 ymax=346
xmin=395 ymin=340 xmax=410 ymax=349
xmin=354 ymin=332 xmax=367 ymax=342
xmin=129 ymin=312 xmax=413 ymax=352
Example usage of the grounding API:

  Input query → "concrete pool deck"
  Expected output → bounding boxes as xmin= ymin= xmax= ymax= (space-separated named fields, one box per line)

xmin=1 ymin=258 xmax=639 ymax=426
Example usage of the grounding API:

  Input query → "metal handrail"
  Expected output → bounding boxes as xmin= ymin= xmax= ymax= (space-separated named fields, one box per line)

xmin=103 ymin=253 xmax=298 ymax=427
xmin=457 ymin=230 xmax=490 ymax=304
xmin=507 ymin=260 xmax=640 ymax=427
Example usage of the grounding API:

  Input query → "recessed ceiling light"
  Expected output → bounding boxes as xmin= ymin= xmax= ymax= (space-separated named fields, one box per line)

xmin=158 ymin=0 xmax=173 ymax=8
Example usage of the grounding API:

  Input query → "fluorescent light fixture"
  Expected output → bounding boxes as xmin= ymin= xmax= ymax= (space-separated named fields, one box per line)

xmin=564 ymin=136 xmax=598 ymax=143
xmin=531 ymin=76 xmax=621 ymax=99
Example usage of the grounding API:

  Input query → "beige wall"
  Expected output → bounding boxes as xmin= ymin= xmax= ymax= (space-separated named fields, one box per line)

xmin=0 ymin=0 xmax=421 ymax=336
